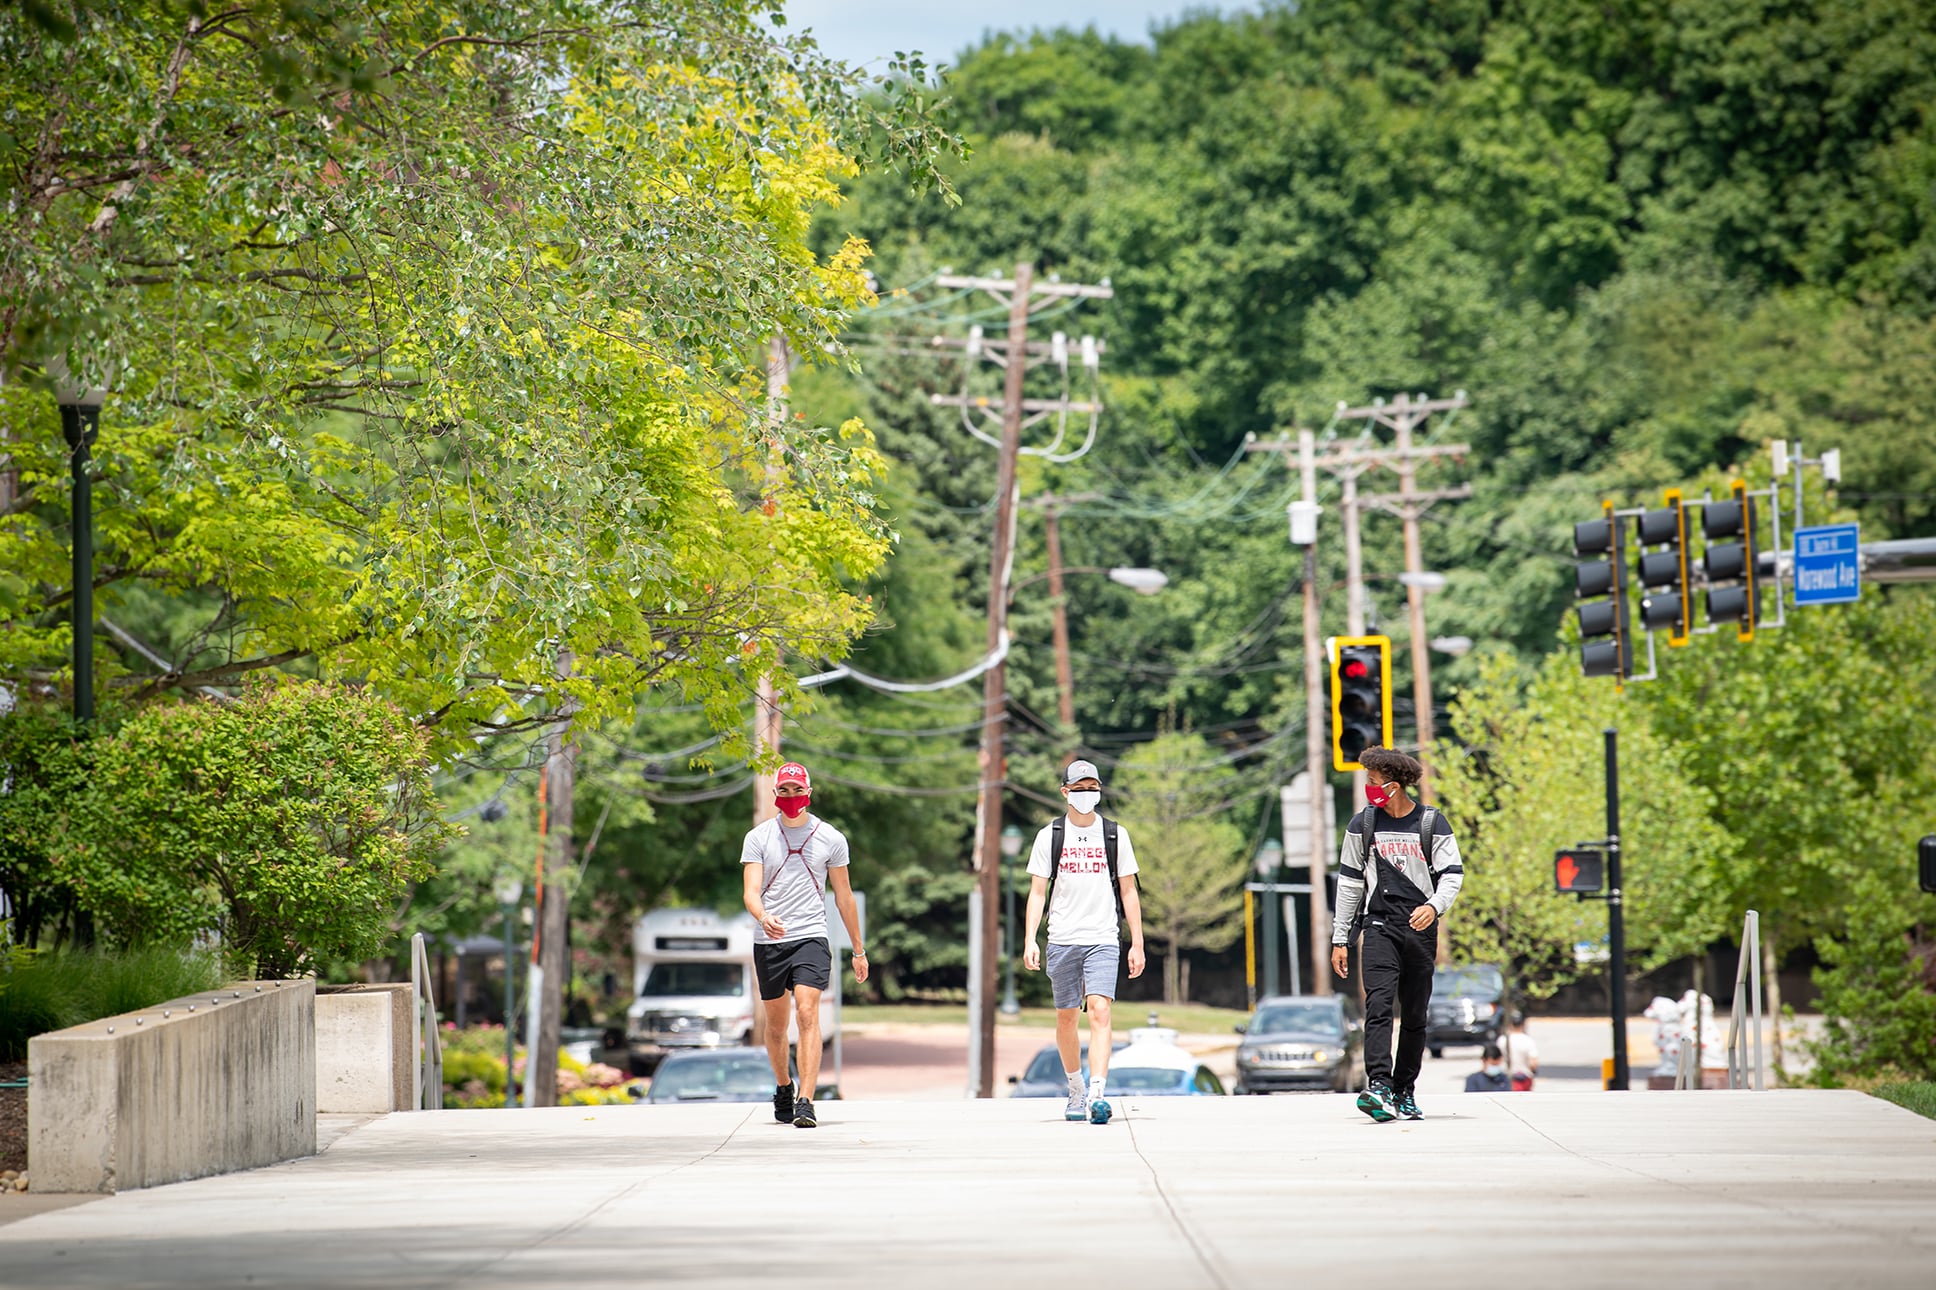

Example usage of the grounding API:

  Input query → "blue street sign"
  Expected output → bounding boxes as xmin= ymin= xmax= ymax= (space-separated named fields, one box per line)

xmin=1793 ymin=523 xmax=1861 ymax=606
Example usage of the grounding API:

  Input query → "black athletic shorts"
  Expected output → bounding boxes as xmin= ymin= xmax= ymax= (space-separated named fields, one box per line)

xmin=754 ymin=937 xmax=832 ymax=1001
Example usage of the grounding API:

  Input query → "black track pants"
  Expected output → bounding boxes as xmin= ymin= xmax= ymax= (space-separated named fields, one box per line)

xmin=1360 ymin=918 xmax=1438 ymax=1093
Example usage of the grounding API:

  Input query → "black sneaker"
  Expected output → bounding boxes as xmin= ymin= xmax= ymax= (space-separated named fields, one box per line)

xmin=1395 ymin=1089 xmax=1422 ymax=1120
xmin=792 ymin=1097 xmax=817 ymax=1129
xmin=1356 ymin=1080 xmax=1398 ymax=1123
xmin=772 ymin=1083 xmax=795 ymax=1124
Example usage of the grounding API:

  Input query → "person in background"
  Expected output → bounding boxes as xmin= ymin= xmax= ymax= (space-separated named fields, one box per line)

xmin=1501 ymin=1010 xmax=1539 ymax=1091
xmin=1465 ymin=1043 xmax=1512 ymax=1093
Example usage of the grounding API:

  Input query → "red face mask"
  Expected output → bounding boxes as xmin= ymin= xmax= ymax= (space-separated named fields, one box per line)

xmin=777 ymin=794 xmax=811 ymax=819
xmin=1365 ymin=781 xmax=1396 ymax=809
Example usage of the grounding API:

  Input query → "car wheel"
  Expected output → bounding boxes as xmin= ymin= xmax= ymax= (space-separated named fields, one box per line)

xmin=1429 ymin=1046 xmax=1444 ymax=1060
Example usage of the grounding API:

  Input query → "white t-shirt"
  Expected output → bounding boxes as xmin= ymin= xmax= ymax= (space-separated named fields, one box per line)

xmin=1500 ymin=1030 xmax=1539 ymax=1078
xmin=740 ymin=815 xmax=850 ymax=945
xmin=1027 ymin=815 xmax=1139 ymax=947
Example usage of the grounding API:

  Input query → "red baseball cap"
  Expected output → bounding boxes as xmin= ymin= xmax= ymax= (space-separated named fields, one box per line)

xmin=775 ymin=762 xmax=811 ymax=790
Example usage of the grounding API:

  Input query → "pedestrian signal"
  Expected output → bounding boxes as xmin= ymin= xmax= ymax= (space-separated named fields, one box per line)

xmin=1555 ymin=849 xmax=1605 ymax=895
xmin=1330 ymin=636 xmax=1391 ymax=772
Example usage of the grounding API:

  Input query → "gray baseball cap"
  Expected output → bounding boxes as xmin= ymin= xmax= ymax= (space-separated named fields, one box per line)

xmin=1061 ymin=758 xmax=1101 ymax=786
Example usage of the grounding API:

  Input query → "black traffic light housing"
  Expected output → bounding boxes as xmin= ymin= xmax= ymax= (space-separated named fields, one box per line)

xmin=1555 ymin=848 xmax=1606 ymax=896
xmin=1575 ymin=502 xmax=1634 ymax=680
xmin=1920 ymin=835 xmax=1936 ymax=895
xmin=1330 ymin=635 xmax=1392 ymax=772
xmin=1637 ymin=489 xmax=1692 ymax=646
xmin=1702 ymin=479 xmax=1758 ymax=640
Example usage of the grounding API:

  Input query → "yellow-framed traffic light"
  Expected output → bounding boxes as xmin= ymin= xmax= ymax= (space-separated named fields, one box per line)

xmin=1330 ymin=634 xmax=1392 ymax=772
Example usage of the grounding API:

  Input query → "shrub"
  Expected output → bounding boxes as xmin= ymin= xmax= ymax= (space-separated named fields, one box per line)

xmin=48 ymin=684 xmax=453 ymax=976
xmin=0 ymin=946 xmax=225 ymax=1060
xmin=1805 ymin=872 xmax=1936 ymax=1085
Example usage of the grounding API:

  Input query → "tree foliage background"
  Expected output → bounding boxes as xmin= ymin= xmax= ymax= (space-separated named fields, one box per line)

xmin=8 ymin=1 xmax=1936 ymax=1055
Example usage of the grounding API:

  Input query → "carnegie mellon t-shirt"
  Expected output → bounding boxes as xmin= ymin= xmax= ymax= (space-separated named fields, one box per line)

xmin=1026 ymin=816 xmax=1139 ymax=947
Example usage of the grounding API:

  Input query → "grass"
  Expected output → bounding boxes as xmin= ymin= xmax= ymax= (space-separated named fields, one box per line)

xmin=839 ymin=1001 xmax=1251 ymax=1035
xmin=1871 ymin=1081 xmax=1936 ymax=1120
xmin=0 ymin=946 xmax=227 ymax=1061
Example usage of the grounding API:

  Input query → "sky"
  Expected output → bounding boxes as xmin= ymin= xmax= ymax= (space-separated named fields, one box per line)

xmin=779 ymin=2 xmax=1219 ymax=72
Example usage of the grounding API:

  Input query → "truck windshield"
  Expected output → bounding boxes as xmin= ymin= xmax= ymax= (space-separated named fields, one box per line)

xmin=640 ymin=963 xmax=745 ymax=998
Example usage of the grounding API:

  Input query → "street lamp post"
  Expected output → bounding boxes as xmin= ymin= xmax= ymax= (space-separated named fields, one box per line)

xmin=1254 ymin=838 xmax=1284 ymax=997
xmin=1000 ymin=824 xmax=1024 ymax=1015
xmin=493 ymin=876 xmax=523 ymax=1107
xmin=52 ymin=367 xmax=106 ymax=724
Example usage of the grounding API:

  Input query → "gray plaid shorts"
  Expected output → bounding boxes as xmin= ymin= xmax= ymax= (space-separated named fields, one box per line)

xmin=1045 ymin=943 xmax=1120 ymax=1010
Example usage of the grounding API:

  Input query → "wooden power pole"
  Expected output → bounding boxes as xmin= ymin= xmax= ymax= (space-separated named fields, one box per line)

xmin=930 ymin=264 xmax=1112 ymax=1098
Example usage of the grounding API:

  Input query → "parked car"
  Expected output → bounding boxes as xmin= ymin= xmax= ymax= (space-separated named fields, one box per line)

xmin=1009 ymin=1040 xmax=1128 ymax=1098
xmin=1233 ymin=994 xmax=1365 ymax=1094
xmin=1426 ymin=963 xmax=1507 ymax=1058
xmin=643 ymin=1048 xmax=834 ymax=1105
xmin=1103 ymin=1027 xmax=1226 ymax=1097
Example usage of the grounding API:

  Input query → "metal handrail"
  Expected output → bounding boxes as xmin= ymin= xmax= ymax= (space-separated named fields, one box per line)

xmin=1725 ymin=910 xmax=1765 ymax=1090
xmin=410 ymin=933 xmax=445 ymax=1110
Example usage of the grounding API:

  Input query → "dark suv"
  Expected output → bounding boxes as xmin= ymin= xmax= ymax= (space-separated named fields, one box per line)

xmin=1426 ymin=963 xmax=1506 ymax=1058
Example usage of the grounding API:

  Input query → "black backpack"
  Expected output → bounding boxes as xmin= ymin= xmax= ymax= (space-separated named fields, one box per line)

xmin=1348 ymin=803 xmax=1438 ymax=938
xmin=1046 ymin=815 xmax=1128 ymax=936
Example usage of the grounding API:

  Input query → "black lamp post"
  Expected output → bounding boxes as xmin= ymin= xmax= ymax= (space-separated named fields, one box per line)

xmin=52 ymin=366 xmax=105 ymax=724
xmin=493 ymin=874 xmax=523 ymax=1107
xmin=999 ymin=824 xmax=1024 ymax=1015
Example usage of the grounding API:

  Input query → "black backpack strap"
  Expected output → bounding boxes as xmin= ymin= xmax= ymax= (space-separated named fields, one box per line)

xmin=1102 ymin=816 xmax=1127 ymax=932
xmin=1349 ymin=805 xmax=1378 ymax=938
xmin=1046 ymin=816 xmax=1065 ymax=898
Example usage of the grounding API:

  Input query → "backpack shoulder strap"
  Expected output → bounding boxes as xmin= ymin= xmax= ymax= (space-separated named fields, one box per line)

xmin=1417 ymin=805 xmax=1438 ymax=869
xmin=1046 ymin=816 xmax=1066 ymax=893
xmin=1102 ymin=816 xmax=1127 ymax=931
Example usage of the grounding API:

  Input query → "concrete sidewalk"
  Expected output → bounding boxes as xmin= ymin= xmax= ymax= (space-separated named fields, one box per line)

xmin=1 ymin=1092 xmax=1931 ymax=1288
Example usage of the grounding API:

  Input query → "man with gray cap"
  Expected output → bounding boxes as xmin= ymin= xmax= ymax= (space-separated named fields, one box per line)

xmin=1022 ymin=759 xmax=1145 ymax=1124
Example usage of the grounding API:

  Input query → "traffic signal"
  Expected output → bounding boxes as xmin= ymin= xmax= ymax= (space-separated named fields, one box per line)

xmin=1637 ymin=489 xmax=1692 ymax=646
xmin=1330 ymin=635 xmax=1392 ymax=772
xmin=1702 ymin=479 xmax=1758 ymax=640
xmin=1554 ymin=849 xmax=1605 ymax=895
xmin=1574 ymin=503 xmax=1633 ymax=679
xmin=1920 ymin=835 xmax=1936 ymax=895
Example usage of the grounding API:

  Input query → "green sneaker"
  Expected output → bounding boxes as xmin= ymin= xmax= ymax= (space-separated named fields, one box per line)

xmin=1395 ymin=1089 xmax=1422 ymax=1120
xmin=1356 ymin=1081 xmax=1398 ymax=1123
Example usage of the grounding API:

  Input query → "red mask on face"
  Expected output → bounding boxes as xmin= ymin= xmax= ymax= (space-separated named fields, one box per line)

xmin=1365 ymin=781 xmax=1396 ymax=809
xmin=778 ymin=794 xmax=811 ymax=820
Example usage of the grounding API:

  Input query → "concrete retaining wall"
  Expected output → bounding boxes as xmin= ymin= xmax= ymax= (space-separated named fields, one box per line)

xmin=316 ymin=983 xmax=414 ymax=1114
xmin=28 ymin=979 xmax=316 ymax=1193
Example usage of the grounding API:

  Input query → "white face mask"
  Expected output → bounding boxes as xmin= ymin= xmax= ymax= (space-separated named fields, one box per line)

xmin=1067 ymin=790 xmax=1101 ymax=814
xmin=1484 ymin=1064 xmax=1505 ymax=1078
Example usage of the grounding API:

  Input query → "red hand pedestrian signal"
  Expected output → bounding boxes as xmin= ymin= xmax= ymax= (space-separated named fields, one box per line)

xmin=1554 ymin=849 xmax=1604 ymax=895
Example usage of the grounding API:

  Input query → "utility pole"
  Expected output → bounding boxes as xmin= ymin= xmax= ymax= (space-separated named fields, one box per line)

xmin=1043 ymin=497 xmax=1076 ymax=732
xmin=931 ymin=264 xmax=1112 ymax=1098
xmin=1332 ymin=393 xmax=1471 ymax=800
xmin=1294 ymin=431 xmax=1332 ymax=994
xmin=531 ymin=650 xmax=577 ymax=1108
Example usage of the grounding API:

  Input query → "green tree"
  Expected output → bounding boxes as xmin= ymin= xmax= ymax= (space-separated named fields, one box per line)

xmin=1436 ymin=653 xmax=1732 ymax=1005
xmin=1115 ymin=733 xmax=1248 ymax=1004
xmin=5 ymin=684 xmax=451 ymax=976
xmin=1804 ymin=871 xmax=1936 ymax=1084
xmin=0 ymin=0 xmax=958 ymax=755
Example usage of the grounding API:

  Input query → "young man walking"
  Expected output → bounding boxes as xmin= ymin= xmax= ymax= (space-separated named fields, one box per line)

xmin=1022 ymin=759 xmax=1146 ymax=1125
xmin=741 ymin=762 xmax=867 ymax=1128
xmin=1329 ymin=746 xmax=1464 ymax=1123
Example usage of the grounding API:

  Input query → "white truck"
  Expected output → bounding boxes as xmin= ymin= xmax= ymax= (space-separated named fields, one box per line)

xmin=618 ymin=907 xmax=837 ymax=1074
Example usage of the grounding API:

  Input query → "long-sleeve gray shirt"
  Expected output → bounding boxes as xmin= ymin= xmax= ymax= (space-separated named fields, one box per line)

xmin=1330 ymin=804 xmax=1464 ymax=944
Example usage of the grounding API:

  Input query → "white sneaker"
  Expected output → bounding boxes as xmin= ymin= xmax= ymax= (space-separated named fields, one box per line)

xmin=1064 ymin=1088 xmax=1088 ymax=1121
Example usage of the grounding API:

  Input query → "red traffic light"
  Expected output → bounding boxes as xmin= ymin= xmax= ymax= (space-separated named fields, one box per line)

xmin=1342 ymin=659 xmax=1369 ymax=679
